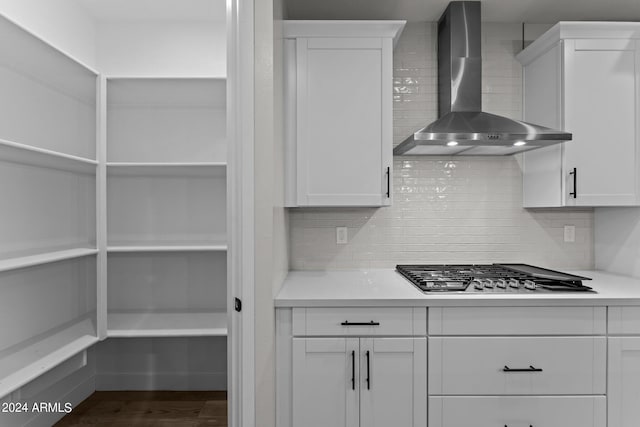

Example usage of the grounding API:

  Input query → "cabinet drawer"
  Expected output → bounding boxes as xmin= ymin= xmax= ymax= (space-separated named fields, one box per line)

xmin=292 ymin=307 xmax=426 ymax=336
xmin=608 ymin=306 xmax=640 ymax=334
xmin=429 ymin=396 xmax=606 ymax=427
xmin=429 ymin=306 xmax=605 ymax=335
xmin=429 ymin=337 xmax=606 ymax=395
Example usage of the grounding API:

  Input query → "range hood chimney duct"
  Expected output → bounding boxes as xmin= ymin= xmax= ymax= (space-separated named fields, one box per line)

xmin=393 ymin=1 xmax=572 ymax=156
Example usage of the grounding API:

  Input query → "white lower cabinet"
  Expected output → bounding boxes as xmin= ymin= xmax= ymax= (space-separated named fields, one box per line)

xmin=292 ymin=337 xmax=426 ymax=427
xmin=430 ymin=396 xmax=606 ymax=427
xmin=608 ymin=337 xmax=640 ymax=427
xmin=429 ymin=306 xmax=607 ymax=427
xmin=279 ymin=305 xmax=612 ymax=427
xmin=608 ymin=306 xmax=640 ymax=427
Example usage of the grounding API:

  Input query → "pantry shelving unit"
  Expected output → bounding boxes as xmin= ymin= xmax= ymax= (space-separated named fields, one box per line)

xmin=0 ymin=13 xmax=229 ymax=398
xmin=103 ymin=77 xmax=228 ymax=340
xmin=0 ymin=15 xmax=99 ymax=399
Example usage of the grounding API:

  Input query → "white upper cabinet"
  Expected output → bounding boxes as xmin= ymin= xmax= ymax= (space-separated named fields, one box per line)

xmin=517 ymin=23 xmax=640 ymax=207
xmin=284 ymin=21 xmax=405 ymax=207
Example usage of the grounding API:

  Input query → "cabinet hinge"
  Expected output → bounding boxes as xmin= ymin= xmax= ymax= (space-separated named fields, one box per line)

xmin=234 ymin=297 xmax=242 ymax=312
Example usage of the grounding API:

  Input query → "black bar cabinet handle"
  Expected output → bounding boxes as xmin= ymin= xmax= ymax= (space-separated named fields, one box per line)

xmin=503 ymin=365 xmax=543 ymax=372
xmin=569 ymin=167 xmax=577 ymax=198
xmin=366 ymin=350 xmax=371 ymax=390
xmin=351 ymin=350 xmax=355 ymax=390
xmin=341 ymin=321 xmax=380 ymax=326
xmin=385 ymin=167 xmax=390 ymax=198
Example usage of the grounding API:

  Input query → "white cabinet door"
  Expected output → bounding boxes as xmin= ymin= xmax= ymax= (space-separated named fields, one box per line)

xmin=292 ymin=338 xmax=359 ymax=427
xmin=563 ymin=39 xmax=640 ymax=206
xmin=295 ymin=37 xmax=392 ymax=207
xmin=520 ymin=29 xmax=640 ymax=208
xmin=360 ymin=338 xmax=427 ymax=427
xmin=292 ymin=337 xmax=426 ymax=427
xmin=608 ymin=337 xmax=640 ymax=427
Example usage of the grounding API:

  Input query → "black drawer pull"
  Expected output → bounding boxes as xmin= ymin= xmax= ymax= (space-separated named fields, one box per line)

xmin=341 ymin=321 xmax=380 ymax=326
xmin=503 ymin=365 xmax=543 ymax=372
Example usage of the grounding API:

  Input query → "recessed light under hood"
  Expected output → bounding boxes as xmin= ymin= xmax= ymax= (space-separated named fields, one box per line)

xmin=393 ymin=1 xmax=572 ymax=156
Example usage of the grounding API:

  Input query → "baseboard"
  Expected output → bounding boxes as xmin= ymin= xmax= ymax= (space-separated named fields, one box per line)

xmin=21 ymin=375 xmax=95 ymax=427
xmin=96 ymin=372 xmax=227 ymax=391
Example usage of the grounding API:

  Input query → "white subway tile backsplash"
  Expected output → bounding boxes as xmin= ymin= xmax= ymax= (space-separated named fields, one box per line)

xmin=289 ymin=22 xmax=594 ymax=271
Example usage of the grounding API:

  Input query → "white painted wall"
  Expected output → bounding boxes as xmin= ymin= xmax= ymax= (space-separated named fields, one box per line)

xmin=254 ymin=0 xmax=289 ymax=424
xmin=96 ymin=21 xmax=226 ymax=77
xmin=95 ymin=337 xmax=227 ymax=391
xmin=254 ymin=0 xmax=276 ymax=424
xmin=595 ymin=208 xmax=640 ymax=278
xmin=274 ymin=0 xmax=290 ymax=291
xmin=0 ymin=1 xmax=226 ymax=77
xmin=0 ymin=0 xmax=97 ymax=67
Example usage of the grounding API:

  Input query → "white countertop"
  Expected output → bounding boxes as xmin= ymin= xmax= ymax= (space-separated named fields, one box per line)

xmin=275 ymin=269 xmax=640 ymax=307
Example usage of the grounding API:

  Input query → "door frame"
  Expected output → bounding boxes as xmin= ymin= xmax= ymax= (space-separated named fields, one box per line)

xmin=227 ymin=0 xmax=255 ymax=425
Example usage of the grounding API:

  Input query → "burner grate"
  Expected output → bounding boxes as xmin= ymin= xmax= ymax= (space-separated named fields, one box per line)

xmin=396 ymin=264 xmax=593 ymax=293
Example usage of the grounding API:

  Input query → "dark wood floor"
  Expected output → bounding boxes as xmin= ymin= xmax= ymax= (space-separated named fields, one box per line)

xmin=54 ymin=391 xmax=227 ymax=427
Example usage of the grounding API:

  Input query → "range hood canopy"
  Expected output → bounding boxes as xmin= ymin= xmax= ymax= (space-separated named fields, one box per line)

xmin=394 ymin=1 xmax=572 ymax=156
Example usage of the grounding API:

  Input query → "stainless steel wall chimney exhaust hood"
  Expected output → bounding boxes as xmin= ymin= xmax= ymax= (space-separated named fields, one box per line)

xmin=393 ymin=1 xmax=572 ymax=156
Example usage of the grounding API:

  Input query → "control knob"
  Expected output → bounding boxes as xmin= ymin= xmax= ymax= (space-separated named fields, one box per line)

xmin=523 ymin=280 xmax=537 ymax=290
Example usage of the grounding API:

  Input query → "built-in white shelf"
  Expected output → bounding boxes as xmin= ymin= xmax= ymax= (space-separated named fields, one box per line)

xmin=0 ymin=318 xmax=97 ymax=399
xmin=0 ymin=138 xmax=97 ymax=174
xmin=0 ymin=248 xmax=98 ymax=273
xmin=107 ymin=172 xmax=226 ymax=246
xmin=107 ymin=162 xmax=226 ymax=177
xmin=107 ymin=311 xmax=227 ymax=338
xmin=107 ymin=244 xmax=227 ymax=253
xmin=108 ymin=162 xmax=226 ymax=167
xmin=106 ymin=78 xmax=226 ymax=164
xmin=0 ymin=16 xmax=97 ymax=160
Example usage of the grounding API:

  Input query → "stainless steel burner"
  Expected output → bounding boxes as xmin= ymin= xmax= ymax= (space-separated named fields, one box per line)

xmin=396 ymin=264 xmax=593 ymax=293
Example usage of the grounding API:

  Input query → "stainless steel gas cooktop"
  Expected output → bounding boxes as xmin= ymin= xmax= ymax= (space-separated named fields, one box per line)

xmin=396 ymin=264 xmax=594 ymax=293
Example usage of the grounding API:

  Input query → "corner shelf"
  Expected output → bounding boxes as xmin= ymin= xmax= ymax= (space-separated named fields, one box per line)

xmin=0 ymin=248 xmax=98 ymax=273
xmin=0 ymin=138 xmax=97 ymax=174
xmin=0 ymin=318 xmax=97 ymax=399
xmin=107 ymin=311 xmax=227 ymax=338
